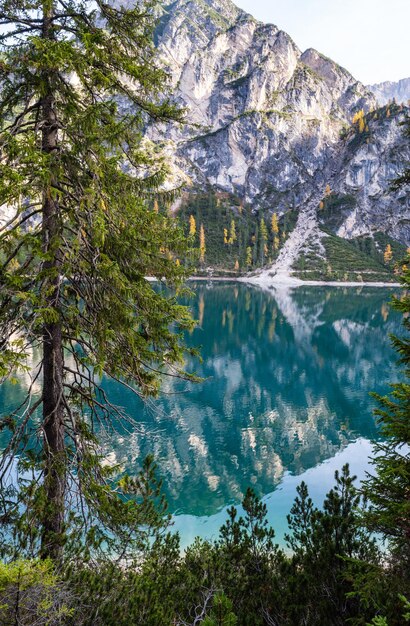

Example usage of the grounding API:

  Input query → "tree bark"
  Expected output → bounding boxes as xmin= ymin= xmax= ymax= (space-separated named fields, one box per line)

xmin=40 ymin=0 xmax=66 ymax=561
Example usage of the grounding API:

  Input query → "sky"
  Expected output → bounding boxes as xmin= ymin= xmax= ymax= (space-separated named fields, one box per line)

xmin=235 ymin=0 xmax=410 ymax=85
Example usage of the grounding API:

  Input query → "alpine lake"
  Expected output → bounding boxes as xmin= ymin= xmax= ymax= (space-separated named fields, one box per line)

xmin=0 ymin=283 xmax=403 ymax=548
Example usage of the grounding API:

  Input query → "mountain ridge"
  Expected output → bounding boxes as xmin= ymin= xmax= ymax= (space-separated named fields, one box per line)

xmin=153 ymin=0 xmax=409 ymax=280
xmin=368 ymin=77 xmax=410 ymax=106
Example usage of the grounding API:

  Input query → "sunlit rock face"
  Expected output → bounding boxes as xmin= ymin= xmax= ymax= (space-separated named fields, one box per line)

xmin=336 ymin=113 xmax=410 ymax=243
xmin=152 ymin=0 xmax=410 ymax=244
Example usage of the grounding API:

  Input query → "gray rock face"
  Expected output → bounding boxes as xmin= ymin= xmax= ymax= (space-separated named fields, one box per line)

xmin=154 ymin=0 xmax=410 ymax=247
xmin=336 ymin=113 xmax=410 ymax=244
xmin=368 ymin=77 xmax=410 ymax=105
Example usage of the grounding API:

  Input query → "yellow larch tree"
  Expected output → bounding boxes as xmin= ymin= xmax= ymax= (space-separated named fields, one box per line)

xmin=230 ymin=219 xmax=237 ymax=244
xmin=271 ymin=212 xmax=279 ymax=236
xmin=199 ymin=224 xmax=206 ymax=263
xmin=352 ymin=109 xmax=364 ymax=123
xmin=189 ymin=215 xmax=196 ymax=236
xmin=352 ymin=109 xmax=365 ymax=133
xmin=384 ymin=244 xmax=393 ymax=263
xmin=260 ymin=218 xmax=268 ymax=264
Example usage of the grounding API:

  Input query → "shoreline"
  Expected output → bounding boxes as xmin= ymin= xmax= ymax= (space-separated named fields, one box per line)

xmin=188 ymin=276 xmax=401 ymax=288
xmin=147 ymin=275 xmax=401 ymax=287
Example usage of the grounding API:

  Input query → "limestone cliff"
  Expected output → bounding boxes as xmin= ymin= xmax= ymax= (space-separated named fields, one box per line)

xmin=152 ymin=0 xmax=410 ymax=265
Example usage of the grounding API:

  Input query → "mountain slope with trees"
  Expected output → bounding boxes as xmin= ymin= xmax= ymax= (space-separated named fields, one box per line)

xmin=150 ymin=0 xmax=410 ymax=279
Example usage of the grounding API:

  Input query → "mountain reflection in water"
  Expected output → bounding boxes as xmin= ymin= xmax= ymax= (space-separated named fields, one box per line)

xmin=100 ymin=284 xmax=402 ymax=518
xmin=0 ymin=284 xmax=402 ymax=537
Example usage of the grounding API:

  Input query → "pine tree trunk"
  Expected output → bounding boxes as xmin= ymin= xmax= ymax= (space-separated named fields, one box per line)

xmin=40 ymin=0 xmax=66 ymax=561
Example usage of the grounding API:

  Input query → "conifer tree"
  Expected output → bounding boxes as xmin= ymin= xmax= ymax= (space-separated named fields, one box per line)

xmin=200 ymin=224 xmax=206 ymax=264
xmin=363 ymin=259 xmax=410 ymax=569
xmin=384 ymin=244 xmax=393 ymax=263
xmin=229 ymin=219 xmax=236 ymax=245
xmin=202 ymin=593 xmax=237 ymax=626
xmin=189 ymin=214 xmax=196 ymax=236
xmin=259 ymin=218 xmax=268 ymax=265
xmin=353 ymin=109 xmax=366 ymax=133
xmin=0 ymin=0 xmax=196 ymax=560
xmin=363 ymin=134 xmax=410 ymax=576
xmin=286 ymin=466 xmax=379 ymax=626
xmin=271 ymin=213 xmax=279 ymax=236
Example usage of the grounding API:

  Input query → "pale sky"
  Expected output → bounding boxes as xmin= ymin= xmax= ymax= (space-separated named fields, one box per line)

xmin=235 ymin=0 xmax=410 ymax=85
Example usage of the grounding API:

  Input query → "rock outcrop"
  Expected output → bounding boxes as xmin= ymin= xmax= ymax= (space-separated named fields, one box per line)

xmin=152 ymin=0 xmax=410 ymax=260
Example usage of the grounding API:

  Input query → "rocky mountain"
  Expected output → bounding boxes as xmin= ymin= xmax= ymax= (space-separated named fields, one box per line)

xmin=151 ymin=0 xmax=410 ymax=280
xmin=368 ymin=77 xmax=410 ymax=105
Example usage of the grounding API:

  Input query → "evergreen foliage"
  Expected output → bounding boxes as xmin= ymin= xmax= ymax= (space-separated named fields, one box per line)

xmin=176 ymin=191 xmax=297 ymax=273
xmin=0 ymin=559 xmax=73 ymax=624
xmin=293 ymin=230 xmax=405 ymax=282
xmin=0 ymin=0 xmax=196 ymax=562
xmin=2 ymin=466 xmax=407 ymax=625
xmin=284 ymin=466 xmax=379 ymax=626
xmin=202 ymin=593 xmax=237 ymax=626
xmin=363 ymin=259 xmax=410 ymax=569
xmin=363 ymin=127 xmax=410 ymax=583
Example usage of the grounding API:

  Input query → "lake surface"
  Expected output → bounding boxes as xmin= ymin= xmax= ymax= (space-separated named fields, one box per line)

xmin=0 ymin=283 xmax=403 ymax=547
xmin=103 ymin=283 xmax=403 ymax=545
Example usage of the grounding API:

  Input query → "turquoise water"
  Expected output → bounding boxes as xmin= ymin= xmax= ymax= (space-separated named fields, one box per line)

xmin=104 ymin=283 xmax=402 ymax=545
xmin=0 ymin=283 xmax=403 ymax=546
